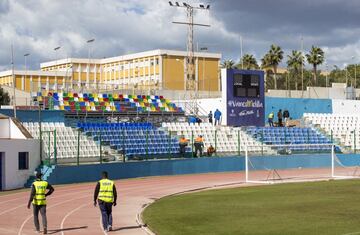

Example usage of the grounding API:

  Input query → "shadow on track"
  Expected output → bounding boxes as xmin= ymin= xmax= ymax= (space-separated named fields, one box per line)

xmin=46 ymin=226 xmax=88 ymax=234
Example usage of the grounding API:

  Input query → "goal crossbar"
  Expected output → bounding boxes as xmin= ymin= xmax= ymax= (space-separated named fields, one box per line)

xmin=245 ymin=143 xmax=336 ymax=184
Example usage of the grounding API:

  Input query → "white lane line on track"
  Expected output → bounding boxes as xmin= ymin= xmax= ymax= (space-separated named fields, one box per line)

xmin=0 ymin=204 xmax=25 ymax=216
xmin=18 ymin=195 xmax=90 ymax=235
xmin=0 ymin=186 xmax=96 ymax=208
xmin=60 ymin=203 xmax=91 ymax=235
xmin=0 ymin=189 xmax=92 ymax=218
xmin=99 ymin=215 xmax=108 ymax=235
xmin=0 ymin=197 xmax=26 ymax=206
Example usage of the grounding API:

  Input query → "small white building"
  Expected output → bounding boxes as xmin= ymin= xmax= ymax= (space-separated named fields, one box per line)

xmin=0 ymin=115 xmax=40 ymax=190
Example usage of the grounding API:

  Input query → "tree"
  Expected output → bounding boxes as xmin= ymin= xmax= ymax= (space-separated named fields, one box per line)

xmin=306 ymin=46 xmax=325 ymax=86
xmin=0 ymin=86 xmax=10 ymax=105
xmin=221 ymin=59 xmax=236 ymax=69
xmin=237 ymin=54 xmax=259 ymax=70
xmin=287 ymin=50 xmax=304 ymax=90
xmin=262 ymin=44 xmax=284 ymax=89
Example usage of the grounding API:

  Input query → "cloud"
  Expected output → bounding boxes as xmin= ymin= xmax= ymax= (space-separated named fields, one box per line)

xmin=0 ymin=0 xmax=359 ymax=71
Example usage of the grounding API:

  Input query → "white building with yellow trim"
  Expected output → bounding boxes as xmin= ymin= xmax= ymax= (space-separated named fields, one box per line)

xmin=0 ymin=49 xmax=221 ymax=94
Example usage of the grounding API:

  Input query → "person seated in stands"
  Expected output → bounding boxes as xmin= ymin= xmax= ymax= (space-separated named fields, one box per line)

xmin=179 ymin=135 xmax=189 ymax=157
xmin=194 ymin=135 xmax=204 ymax=157
xmin=207 ymin=145 xmax=216 ymax=156
xmin=188 ymin=115 xmax=197 ymax=124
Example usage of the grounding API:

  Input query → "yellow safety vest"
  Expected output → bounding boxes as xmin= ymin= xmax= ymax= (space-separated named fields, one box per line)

xmin=268 ymin=113 xmax=274 ymax=119
xmin=98 ymin=179 xmax=114 ymax=203
xmin=32 ymin=180 xmax=48 ymax=206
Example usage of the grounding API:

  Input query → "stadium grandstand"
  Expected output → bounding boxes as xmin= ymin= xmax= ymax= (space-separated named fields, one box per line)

xmin=1 ymin=54 xmax=360 ymax=190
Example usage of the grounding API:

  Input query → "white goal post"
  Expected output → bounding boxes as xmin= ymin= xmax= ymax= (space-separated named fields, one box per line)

xmin=244 ymin=143 xmax=344 ymax=184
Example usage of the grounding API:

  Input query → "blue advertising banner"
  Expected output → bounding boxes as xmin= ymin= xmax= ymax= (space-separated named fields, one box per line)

xmin=226 ymin=69 xmax=265 ymax=126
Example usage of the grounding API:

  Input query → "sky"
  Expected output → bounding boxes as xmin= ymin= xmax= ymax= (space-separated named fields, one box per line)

xmin=0 ymin=0 xmax=359 ymax=71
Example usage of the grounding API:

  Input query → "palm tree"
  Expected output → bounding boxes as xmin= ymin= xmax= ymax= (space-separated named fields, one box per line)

xmin=237 ymin=54 xmax=259 ymax=70
xmin=221 ymin=59 xmax=236 ymax=69
xmin=287 ymin=50 xmax=304 ymax=90
xmin=262 ymin=44 xmax=284 ymax=89
xmin=0 ymin=86 xmax=10 ymax=105
xmin=306 ymin=46 xmax=325 ymax=86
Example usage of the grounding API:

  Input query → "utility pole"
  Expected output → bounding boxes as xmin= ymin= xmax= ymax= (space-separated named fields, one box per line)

xmin=240 ymin=35 xmax=244 ymax=69
xmin=301 ymin=36 xmax=304 ymax=91
xmin=169 ymin=1 xmax=210 ymax=115
xmin=54 ymin=46 xmax=61 ymax=91
xmin=11 ymin=45 xmax=16 ymax=118
xmin=86 ymin=39 xmax=95 ymax=90
xmin=24 ymin=53 xmax=30 ymax=105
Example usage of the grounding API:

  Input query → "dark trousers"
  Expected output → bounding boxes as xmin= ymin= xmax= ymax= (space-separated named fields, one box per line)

xmin=194 ymin=143 xmax=203 ymax=157
xmin=33 ymin=205 xmax=47 ymax=231
xmin=209 ymin=118 xmax=213 ymax=124
xmin=214 ymin=119 xmax=220 ymax=125
xmin=268 ymin=118 xmax=274 ymax=127
xmin=179 ymin=144 xmax=187 ymax=157
xmin=99 ymin=200 xmax=113 ymax=230
xmin=278 ymin=118 xmax=283 ymax=127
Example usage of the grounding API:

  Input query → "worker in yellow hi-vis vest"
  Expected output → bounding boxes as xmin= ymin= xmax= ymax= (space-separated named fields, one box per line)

xmin=27 ymin=172 xmax=54 ymax=234
xmin=94 ymin=171 xmax=118 ymax=232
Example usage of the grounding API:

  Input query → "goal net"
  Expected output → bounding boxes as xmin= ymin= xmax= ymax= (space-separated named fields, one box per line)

xmin=245 ymin=143 xmax=335 ymax=184
xmin=332 ymin=148 xmax=360 ymax=179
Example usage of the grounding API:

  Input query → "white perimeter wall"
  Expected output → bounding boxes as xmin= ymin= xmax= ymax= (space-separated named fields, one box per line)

xmin=0 ymin=119 xmax=10 ymax=138
xmin=332 ymin=99 xmax=360 ymax=114
xmin=196 ymin=98 xmax=224 ymax=116
xmin=0 ymin=139 xmax=40 ymax=190
xmin=0 ymin=118 xmax=26 ymax=139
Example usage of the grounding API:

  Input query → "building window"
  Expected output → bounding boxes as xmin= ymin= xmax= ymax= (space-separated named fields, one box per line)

xmin=18 ymin=152 xmax=29 ymax=170
xmin=155 ymin=58 xmax=159 ymax=65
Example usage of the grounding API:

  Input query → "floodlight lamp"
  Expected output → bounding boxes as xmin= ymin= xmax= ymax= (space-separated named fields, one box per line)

xmin=169 ymin=1 xmax=173 ymax=6
xmin=175 ymin=2 xmax=180 ymax=6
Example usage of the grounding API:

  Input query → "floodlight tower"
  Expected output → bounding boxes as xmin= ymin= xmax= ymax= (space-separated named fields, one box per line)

xmin=169 ymin=1 xmax=210 ymax=115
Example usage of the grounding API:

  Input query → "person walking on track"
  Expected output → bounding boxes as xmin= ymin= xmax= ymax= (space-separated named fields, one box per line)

xmin=94 ymin=171 xmax=117 ymax=232
xmin=27 ymin=171 xmax=54 ymax=234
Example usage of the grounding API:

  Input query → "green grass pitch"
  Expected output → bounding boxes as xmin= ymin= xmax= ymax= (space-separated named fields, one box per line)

xmin=143 ymin=180 xmax=360 ymax=235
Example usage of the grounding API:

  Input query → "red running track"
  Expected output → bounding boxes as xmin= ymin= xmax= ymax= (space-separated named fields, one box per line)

xmin=1 ymin=168 xmax=333 ymax=235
